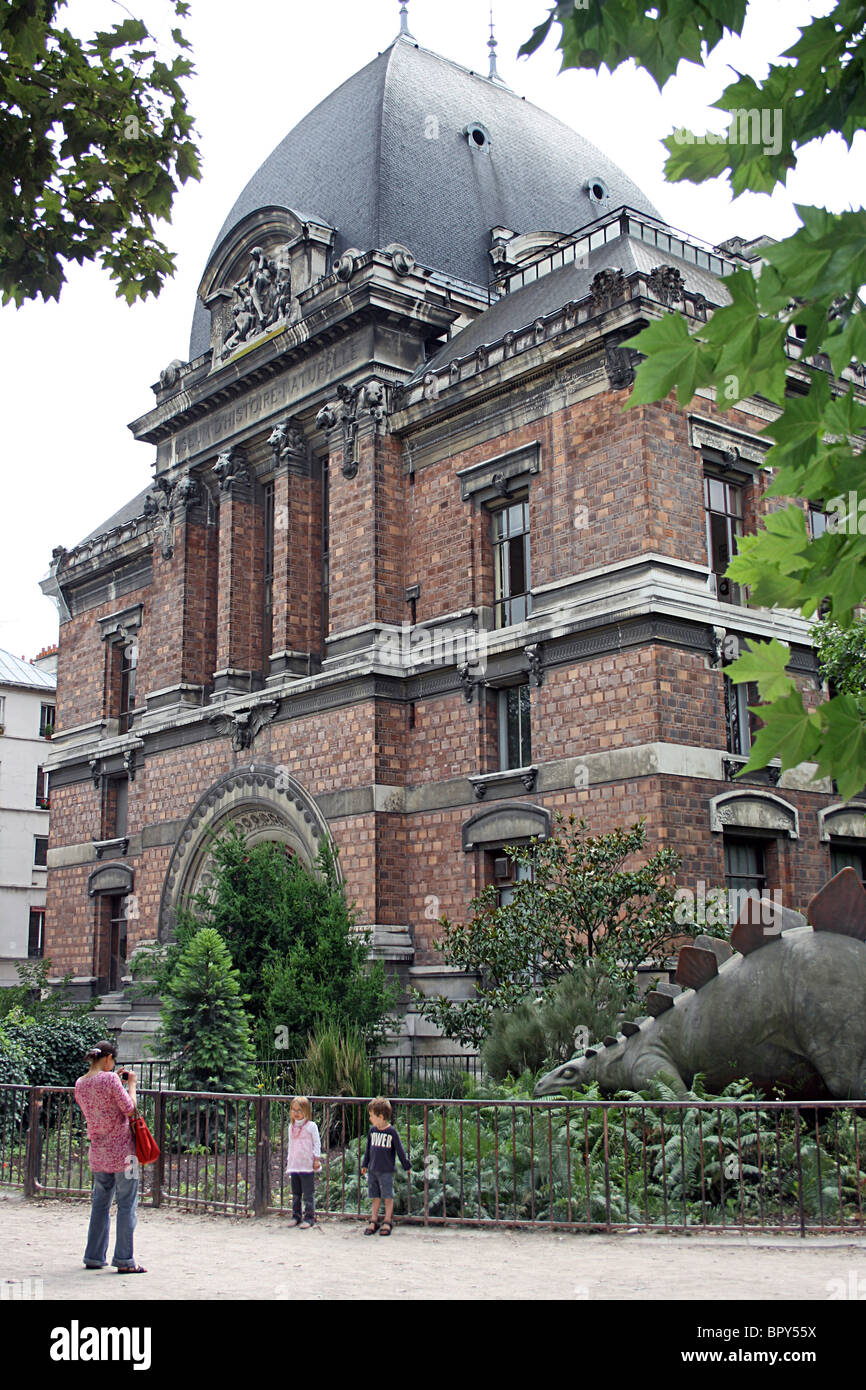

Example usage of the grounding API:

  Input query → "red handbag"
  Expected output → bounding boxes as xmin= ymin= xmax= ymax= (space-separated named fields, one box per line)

xmin=130 ymin=1110 xmax=160 ymax=1165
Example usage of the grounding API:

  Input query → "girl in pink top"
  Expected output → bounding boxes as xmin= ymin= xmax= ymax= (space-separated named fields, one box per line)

xmin=285 ymin=1096 xmax=322 ymax=1228
xmin=74 ymin=1040 xmax=145 ymax=1273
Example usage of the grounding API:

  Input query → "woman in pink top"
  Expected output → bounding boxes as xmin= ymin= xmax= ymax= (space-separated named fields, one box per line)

xmin=73 ymin=1040 xmax=145 ymax=1273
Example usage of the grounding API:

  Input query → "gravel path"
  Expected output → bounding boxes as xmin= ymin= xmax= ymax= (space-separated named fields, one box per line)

xmin=2 ymin=1191 xmax=864 ymax=1302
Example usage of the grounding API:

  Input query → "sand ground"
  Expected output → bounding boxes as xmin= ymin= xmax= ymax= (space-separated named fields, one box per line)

xmin=2 ymin=1190 xmax=864 ymax=1302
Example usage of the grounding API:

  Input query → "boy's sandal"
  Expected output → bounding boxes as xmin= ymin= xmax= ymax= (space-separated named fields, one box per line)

xmin=117 ymin=1264 xmax=147 ymax=1274
xmin=379 ymin=1222 xmax=392 ymax=1237
xmin=363 ymin=1220 xmax=380 ymax=1235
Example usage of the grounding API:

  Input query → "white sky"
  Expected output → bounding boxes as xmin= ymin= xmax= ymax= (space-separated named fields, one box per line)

xmin=1 ymin=0 xmax=862 ymax=661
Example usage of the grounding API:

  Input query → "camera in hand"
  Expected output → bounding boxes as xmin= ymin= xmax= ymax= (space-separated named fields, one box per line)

xmin=120 ymin=1071 xmax=131 ymax=1081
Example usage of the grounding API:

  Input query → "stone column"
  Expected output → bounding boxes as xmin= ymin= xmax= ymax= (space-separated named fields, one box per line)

xmin=212 ymin=446 xmax=265 ymax=696
xmin=267 ymin=418 xmax=320 ymax=680
xmin=142 ymin=472 xmax=217 ymax=712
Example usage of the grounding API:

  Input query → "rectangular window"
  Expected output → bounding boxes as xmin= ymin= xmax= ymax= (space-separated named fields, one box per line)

xmin=724 ymin=837 xmax=767 ymax=918
xmin=496 ymin=857 xmax=532 ymax=909
xmin=118 ymin=643 xmax=137 ymax=734
xmin=34 ymin=836 xmax=48 ymax=867
xmin=492 ymin=499 xmax=532 ymax=628
xmin=28 ymin=908 xmax=45 ymax=958
xmin=111 ymin=776 xmax=129 ymax=839
xmin=498 ymin=683 xmax=532 ymax=770
xmin=108 ymin=895 xmax=128 ymax=992
xmin=263 ymin=480 xmax=275 ymax=661
xmin=36 ymin=765 xmax=49 ymax=809
xmin=724 ymin=675 xmax=758 ymax=756
xmin=0 ymin=694 xmax=5 ymax=729
xmin=704 ymin=475 xmax=744 ymax=604
xmin=39 ymin=703 xmax=55 ymax=738
xmin=807 ymin=505 xmax=828 ymax=541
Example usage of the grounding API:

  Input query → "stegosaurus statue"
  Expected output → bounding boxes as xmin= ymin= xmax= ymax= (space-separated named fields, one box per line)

xmin=534 ymin=868 xmax=866 ymax=1101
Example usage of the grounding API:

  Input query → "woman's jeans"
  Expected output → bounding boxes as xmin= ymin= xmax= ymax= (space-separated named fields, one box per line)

xmin=84 ymin=1169 xmax=139 ymax=1268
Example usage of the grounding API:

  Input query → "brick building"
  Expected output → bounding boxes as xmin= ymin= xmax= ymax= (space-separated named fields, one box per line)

xmin=40 ymin=28 xmax=866 ymax=1046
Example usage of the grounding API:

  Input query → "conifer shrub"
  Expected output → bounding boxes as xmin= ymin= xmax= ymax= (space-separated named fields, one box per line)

xmin=155 ymin=927 xmax=255 ymax=1148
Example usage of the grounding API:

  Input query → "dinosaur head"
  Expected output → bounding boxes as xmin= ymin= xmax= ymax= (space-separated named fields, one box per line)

xmin=533 ymin=1052 xmax=596 ymax=1097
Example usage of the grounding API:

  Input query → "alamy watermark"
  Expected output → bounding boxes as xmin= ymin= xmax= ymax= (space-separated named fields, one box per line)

xmin=674 ymin=882 xmax=784 ymax=930
xmin=1 ymin=1278 xmax=43 ymax=1301
xmin=673 ymin=110 xmax=782 ymax=157
xmin=375 ymin=622 xmax=488 ymax=675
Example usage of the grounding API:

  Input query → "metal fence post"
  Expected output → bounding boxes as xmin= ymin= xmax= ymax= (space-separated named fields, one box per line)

xmin=152 ymin=1091 xmax=165 ymax=1208
xmin=254 ymin=1096 xmax=271 ymax=1216
xmin=24 ymin=1089 xmax=43 ymax=1197
xmin=794 ymin=1105 xmax=806 ymax=1238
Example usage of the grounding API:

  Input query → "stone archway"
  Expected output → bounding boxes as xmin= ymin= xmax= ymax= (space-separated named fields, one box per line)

xmin=158 ymin=763 xmax=337 ymax=941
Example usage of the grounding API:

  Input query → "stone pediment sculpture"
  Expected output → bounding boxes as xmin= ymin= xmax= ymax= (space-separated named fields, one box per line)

xmin=534 ymin=868 xmax=866 ymax=1101
xmin=219 ymin=245 xmax=299 ymax=359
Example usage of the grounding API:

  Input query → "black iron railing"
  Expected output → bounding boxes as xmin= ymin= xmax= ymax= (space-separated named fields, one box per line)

xmin=123 ymin=1054 xmax=482 ymax=1094
xmin=3 ymin=1084 xmax=865 ymax=1234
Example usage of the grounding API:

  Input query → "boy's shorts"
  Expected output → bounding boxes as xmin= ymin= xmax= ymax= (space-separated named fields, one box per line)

xmin=367 ymin=1171 xmax=394 ymax=1200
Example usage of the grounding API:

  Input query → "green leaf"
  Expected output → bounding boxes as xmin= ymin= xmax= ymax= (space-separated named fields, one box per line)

xmin=816 ymin=696 xmax=866 ymax=801
xmin=736 ymin=689 xmax=821 ymax=776
xmin=725 ymin=638 xmax=797 ymax=704
xmin=623 ymin=313 xmax=707 ymax=407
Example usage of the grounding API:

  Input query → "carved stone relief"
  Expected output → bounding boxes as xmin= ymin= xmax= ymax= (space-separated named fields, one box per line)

xmin=590 ymin=268 xmax=627 ymax=312
xmin=219 ymin=245 xmax=299 ymax=360
xmin=143 ymin=474 xmax=204 ymax=559
xmin=647 ymin=265 xmax=685 ymax=307
xmin=316 ymin=380 xmax=389 ymax=478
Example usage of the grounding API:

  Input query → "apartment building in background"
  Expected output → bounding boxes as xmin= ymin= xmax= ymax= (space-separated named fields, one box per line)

xmin=0 ymin=647 xmax=57 ymax=984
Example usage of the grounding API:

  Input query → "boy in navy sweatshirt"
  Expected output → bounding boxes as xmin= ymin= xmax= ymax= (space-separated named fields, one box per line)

xmin=361 ymin=1097 xmax=410 ymax=1237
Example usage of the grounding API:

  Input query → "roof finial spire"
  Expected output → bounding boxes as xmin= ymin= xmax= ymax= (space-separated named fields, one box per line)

xmin=488 ymin=7 xmax=502 ymax=82
xmin=398 ymin=2 xmax=413 ymax=39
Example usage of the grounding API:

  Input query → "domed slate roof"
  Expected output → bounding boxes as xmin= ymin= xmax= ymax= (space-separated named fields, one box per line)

xmin=189 ymin=35 xmax=662 ymax=359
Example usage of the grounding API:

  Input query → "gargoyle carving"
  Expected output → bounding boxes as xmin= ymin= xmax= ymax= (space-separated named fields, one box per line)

xmin=213 ymin=446 xmax=251 ymax=495
xmin=268 ymin=418 xmax=307 ymax=469
xmin=143 ymin=475 xmax=202 ymax=559
xmin=315 ymin=380 xmax=389 ymax=478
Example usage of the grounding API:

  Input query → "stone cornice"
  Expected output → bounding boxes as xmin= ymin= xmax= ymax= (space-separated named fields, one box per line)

xmin=129 ymin=260 xmax=459 ymax=448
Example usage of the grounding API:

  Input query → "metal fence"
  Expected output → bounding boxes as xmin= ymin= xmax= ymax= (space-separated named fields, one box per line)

xmin=124 ymin=1054 xmax=482 ymax=1094
xmin=3 ymin=1084 xmax=865 ymax=1234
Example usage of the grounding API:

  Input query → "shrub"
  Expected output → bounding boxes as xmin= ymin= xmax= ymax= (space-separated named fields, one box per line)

xmin=481 ymin=1001 xmax=548 ymax=1082
xmin=481 ymin=961 xmax=641 ymax=1082
xmin=414 ymin=814 xmax=682 ymax=1047
xmin=296 ymin=1021 xmax=373 ymax=1143
xmin=155 ymin=928 xmax=255 ymax=1094
xmin=175 ymin=830 xmax=396 ymax=1058
xmin=0 ymin=1008 xmax=104 ymax=1088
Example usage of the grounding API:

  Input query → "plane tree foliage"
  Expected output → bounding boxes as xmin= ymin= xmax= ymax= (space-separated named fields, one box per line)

xmin=1 ymin=0 xmax=200 ymax=305
xmin=520 ymin=1 xmax=866 ymax=799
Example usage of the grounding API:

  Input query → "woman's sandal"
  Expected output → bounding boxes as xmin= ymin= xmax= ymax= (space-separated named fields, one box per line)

xmin=364 ymin=1220 xmax=380 ymax=1235
xmin=117 ymin=1264 xmax=147 ymax=1274
xmin=379 ymin=1222 xmax=392 ymax=1237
